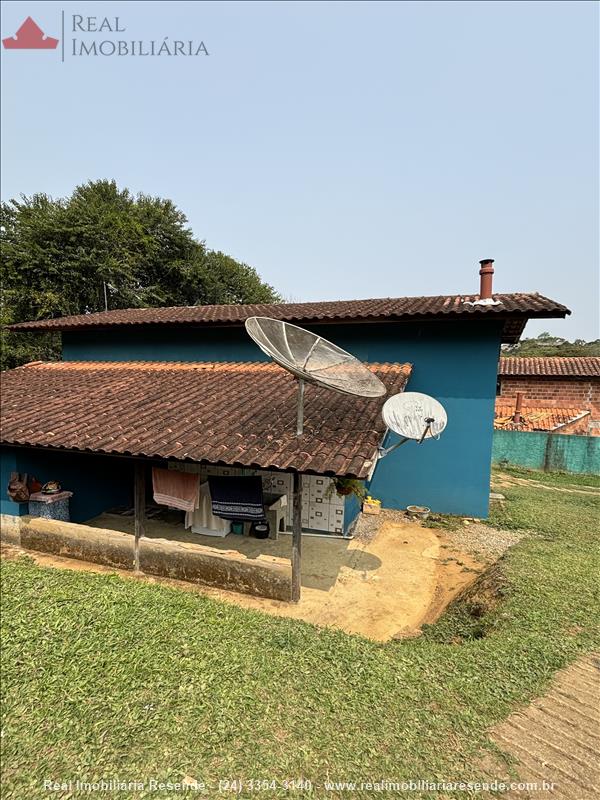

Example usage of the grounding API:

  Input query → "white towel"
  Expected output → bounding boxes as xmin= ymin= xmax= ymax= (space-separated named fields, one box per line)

xmin=185 ymin=482 xmax=230 ymax=537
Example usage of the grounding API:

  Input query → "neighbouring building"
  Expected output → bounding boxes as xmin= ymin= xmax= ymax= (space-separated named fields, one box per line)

xmin=496 ymin=357 xmax=600 ymax=435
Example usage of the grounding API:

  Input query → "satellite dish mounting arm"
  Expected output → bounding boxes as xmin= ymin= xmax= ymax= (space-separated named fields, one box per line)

xmin=378 ymin=417 xmax=436 ymax=458
xmin=418 ymin=417 xmax=435 ymax=444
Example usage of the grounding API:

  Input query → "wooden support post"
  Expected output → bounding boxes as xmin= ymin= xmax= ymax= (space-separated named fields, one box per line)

xmin=134 ymin=462 xmax=145 ymax=572
xmin=291 ymin=471 xmax=302 ymax=603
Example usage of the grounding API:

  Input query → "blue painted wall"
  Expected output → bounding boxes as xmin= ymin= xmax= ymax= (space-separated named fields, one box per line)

xmin=0 ymin=446 xmax=134 ymax=522
xmin=60 ymin=320 xmax=502 ymax=517
xmin=0 ymin=447 xmax=26 ymax=516
xmin=63 ymin=327 xmax=267 ymax=363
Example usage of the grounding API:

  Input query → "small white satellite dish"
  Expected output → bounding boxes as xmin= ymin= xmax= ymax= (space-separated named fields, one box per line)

xmin=383 ymin=392 xmax=447 ymax=440
xmin=379 ymin=392 xmax=447 ymax=458
xmin=245 ymin=316 xmax=387 ymax=435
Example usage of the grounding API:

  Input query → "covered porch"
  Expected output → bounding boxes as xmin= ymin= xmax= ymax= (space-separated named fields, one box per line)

xmin=1 ymin=359 xmax=412 ymax=604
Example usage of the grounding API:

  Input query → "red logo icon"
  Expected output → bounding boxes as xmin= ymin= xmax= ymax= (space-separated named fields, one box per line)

xmin=2 ymin=17 xmax=59 ymax=49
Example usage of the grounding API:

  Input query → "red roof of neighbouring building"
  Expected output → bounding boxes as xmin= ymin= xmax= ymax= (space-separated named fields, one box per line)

xmin=7 ymin=293 xmax=570 ymax=344
xmin=494 ymin=402 xmax=590 ymax=432
xmin=498 ymin=357 xmax=600 ymax=378
xmin=0 ymin=360 xmax=412 ymax=478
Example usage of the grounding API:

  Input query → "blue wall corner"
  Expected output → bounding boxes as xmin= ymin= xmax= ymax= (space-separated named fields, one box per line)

xmin=343 ymin=493 xmax=361 ymax=532
xmin=0 ymin=446 xmax=134 ymax=523
xmin=0 ymin=446 xmax=27 ymax=516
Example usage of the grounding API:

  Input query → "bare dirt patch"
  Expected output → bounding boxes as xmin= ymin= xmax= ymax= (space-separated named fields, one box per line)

xmin=0 ymin=542 xmax=22 ymax=561
xmin=494 ymin=473 xmax=600 ymax=497
xmin=418 ymin=531 xmax=495 ymax=629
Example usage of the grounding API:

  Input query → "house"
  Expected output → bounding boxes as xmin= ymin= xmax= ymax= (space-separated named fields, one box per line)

xmin=1 ymin=260 xmax=569 ymax=521
xmin=497 ymin=357 xmax=600 ymax=435
xmin=0 ymin=260 xmax=569 ymax=600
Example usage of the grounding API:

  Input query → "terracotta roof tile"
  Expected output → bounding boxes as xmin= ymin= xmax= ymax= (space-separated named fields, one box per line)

xmin=498 ymin=357 xmax=600 ymax=378
xmin=0 ymin=361 xmax=412 ymax=478
xmin=494 ymin=402 xmax=590 ymax=431
xmin=7 ymin=293 xmax=570 ymax=344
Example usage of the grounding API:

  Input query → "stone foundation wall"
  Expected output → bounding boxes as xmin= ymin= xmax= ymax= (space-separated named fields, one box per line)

xmin=20 ymin=517 xmax=134 ymax=571
xmin=139 ymin=537 xmax=291 ymax=600
xmin=0 ymin=514 xmax=22 ymax=546
xmin=1 ymin=515 xmax=292 ymax=601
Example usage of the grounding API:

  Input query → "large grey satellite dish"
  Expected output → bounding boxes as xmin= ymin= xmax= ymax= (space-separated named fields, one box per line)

xmin=245 ymin=316 xmax=387 ymax=435
xmin=379 ymin=392 xmax=447 ymax=458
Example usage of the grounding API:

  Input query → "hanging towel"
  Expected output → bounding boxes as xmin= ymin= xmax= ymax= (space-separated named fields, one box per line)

xmin=152 ymin=467 xmax=199 ymax=513
xmin=185 ymin=482 xmax=230 ymax=536
xmin=208 ymin=476 xmax=265 ymax=521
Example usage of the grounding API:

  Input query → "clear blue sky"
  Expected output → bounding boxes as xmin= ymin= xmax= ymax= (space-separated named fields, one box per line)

xmin=1 ymin=0 xmax=598 ymax=339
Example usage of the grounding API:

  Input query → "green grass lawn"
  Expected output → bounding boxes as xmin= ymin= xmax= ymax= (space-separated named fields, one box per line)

xmin=1 ymin=467 xmax=599 ymax=799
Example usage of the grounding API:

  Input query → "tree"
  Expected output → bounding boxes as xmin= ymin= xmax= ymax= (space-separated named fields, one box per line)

xmin=0 ymin=180 xmax=280 ymax=368
xmin=502 ymin=336 xmax=600 ymax=357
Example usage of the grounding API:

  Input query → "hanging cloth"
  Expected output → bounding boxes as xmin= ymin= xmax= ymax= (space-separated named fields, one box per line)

xmin=152 ymin=467 xmax=199 ymax=513
xmin=185 ymin=482 xmax=230 ymax=536
xmin=208 ymin=476 xmax=265 ymax=521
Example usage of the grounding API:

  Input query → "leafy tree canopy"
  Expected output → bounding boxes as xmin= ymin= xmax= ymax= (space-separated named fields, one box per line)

xmin=1 ymin=180 xmax=280 ymax=369
xmin=502 ymin=332 xmax=600 ymax=357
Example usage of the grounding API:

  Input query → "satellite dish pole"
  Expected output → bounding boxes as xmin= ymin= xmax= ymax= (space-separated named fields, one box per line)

xmin=296 ymin=378 xmax=305 ymax=436
xmin=245 ymin=316 xmax=387 ymax=601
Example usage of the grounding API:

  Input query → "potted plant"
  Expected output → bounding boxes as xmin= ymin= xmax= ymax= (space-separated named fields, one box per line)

xmin=330 ymin=477 xmax=367 ymax=500
xmin=363 ymin=495 xmax=382 ymax=515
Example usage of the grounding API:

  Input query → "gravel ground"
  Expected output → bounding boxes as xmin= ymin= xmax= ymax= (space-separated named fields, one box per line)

xmin=351 ymin=507 xmax=407 ymax=543
xmin=442 ymin=523 xmax=524 ymax=562
xmin=352 ymin=508 xmax=523 ymax=562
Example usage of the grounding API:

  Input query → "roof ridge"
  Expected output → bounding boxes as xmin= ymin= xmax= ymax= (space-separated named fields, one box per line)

xmin=498 ymin=355 xmax=600 ymax=377
xmin=4 ymin=359 xmax=414 ymax=373
xmin=8 ymin=290 xmax=567 ymax=317
xmin=6 ymin=292 xmax=571 ymax=346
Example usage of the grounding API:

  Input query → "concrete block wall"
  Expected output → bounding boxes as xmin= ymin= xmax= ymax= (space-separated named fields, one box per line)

xmin=492 ymin=429 xmax=600 ymax=474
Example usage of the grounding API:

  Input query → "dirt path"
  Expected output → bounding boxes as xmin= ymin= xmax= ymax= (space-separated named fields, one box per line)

xmin=491 ymin=653 xmax=600 ymax=799
xmin=493 ymin=473 xmax=600 ymax=497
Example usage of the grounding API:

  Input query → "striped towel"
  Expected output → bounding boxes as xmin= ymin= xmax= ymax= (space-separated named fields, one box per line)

xmin=208 ymin=476 xmax=265 ymax=521
xmin=152 ymin=467 xmax=199 ymax=513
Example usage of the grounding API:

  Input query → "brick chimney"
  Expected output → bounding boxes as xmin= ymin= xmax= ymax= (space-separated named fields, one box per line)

xmin=479 ymin=259 xmax=495 ymax=300
xmin=512 ymin=391 xmax=524 ymax=424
